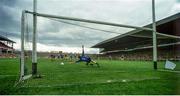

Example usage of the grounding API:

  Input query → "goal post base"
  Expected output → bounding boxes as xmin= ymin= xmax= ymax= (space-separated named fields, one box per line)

xmin=32 ymin=74 xmax=42 ymax=79
xmin=32 ymin=63 xmax=37 ymax=75
xmin=153 ymin=61 xmax=157 ymax=70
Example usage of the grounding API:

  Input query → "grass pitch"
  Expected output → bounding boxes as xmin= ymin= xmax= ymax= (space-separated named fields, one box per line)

xmin=0 ymin=58 xmax=179 ymax=95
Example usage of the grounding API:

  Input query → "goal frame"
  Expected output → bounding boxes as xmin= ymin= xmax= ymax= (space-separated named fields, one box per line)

xmin=20 ymin=0 xmax=158 ymax=81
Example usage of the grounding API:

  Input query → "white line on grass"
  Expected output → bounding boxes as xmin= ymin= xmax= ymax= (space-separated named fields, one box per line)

xmin=158 ymin=69 xmax=180 ymax=73
xmin=0 ymin=75 xmax=17 ymax=77
xmin=21 ymin=77 xmax=160 ymax=88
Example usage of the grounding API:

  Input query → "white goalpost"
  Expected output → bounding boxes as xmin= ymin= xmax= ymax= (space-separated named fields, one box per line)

xmin=152 ymin=0 xmax=158 ymax=70
xmin=20 ymin=0 xmax=159 ymax=81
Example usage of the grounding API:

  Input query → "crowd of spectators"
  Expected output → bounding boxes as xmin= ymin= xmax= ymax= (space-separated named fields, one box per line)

xmin=48 ymin=53 xmax=81 ymax=61
xmin=98 ymin=51 xmax=180 ymax=61
xmin=0 ymin=53 xmax=16 ymax=58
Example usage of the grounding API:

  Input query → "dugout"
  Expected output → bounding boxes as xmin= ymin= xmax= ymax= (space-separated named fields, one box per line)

xmin=92 ymin=13 xmax=180 ymax=61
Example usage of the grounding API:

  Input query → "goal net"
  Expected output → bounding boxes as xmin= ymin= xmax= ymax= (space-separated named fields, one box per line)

xmin=20 ymin=13 xmax=33 ymax=80
xmin=19 ymin=0 xmax=180 ymax=89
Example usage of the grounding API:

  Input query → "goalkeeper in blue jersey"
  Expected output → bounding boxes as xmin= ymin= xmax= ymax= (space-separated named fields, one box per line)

xmin=76 ymin=45 xmax=99 ymax=67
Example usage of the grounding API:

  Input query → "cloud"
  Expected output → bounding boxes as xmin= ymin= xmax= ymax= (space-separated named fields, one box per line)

xmin=0 ymin=0 xmax=32 ymax=39
xmin=0 ymin=0 xmax=179 ymax=54
xmin=171 ymin=0 xmax=180 ymax=13
xmin=36 ymin=43 xmax=99 ymax=54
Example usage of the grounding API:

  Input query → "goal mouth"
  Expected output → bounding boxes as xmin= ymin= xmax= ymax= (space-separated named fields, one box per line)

xmin=20 ymin=10 xmax=180 ymax=83
xmin=20 ymin=0 xmax=179 ymax=85
xmin=20 ymin=10 xmax=153 ymax=81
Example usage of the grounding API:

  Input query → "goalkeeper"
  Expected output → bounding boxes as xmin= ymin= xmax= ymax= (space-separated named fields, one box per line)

xmin=76 ymin=45 xmax=99 ymax=67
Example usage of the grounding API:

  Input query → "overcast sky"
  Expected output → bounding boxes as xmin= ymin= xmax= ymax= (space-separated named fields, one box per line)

xmin=0 ymin=0 xmax=179 ymax=53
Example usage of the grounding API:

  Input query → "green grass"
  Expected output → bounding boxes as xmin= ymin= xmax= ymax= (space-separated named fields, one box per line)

xmin=0 ymin=58 xmax=179 ymax=95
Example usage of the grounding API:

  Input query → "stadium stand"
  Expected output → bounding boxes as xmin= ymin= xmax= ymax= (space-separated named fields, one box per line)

xmin=0 ymin=34 xmax=16 ymax=58
xmin=92 ymin=13 xmax=180 ymax=61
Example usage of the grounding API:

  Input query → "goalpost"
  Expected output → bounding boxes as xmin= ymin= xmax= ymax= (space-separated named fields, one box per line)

xmin=20 ymin=0 xmax=158 ymax=81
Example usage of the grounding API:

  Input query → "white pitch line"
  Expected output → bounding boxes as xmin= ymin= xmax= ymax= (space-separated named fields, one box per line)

xmin=0 ymin=75 xmax=17 ymax=77
xmin=158 ymin=69 xmax=180 ymax=73
xmin=21 ymin=77 xmax=160 ymax=88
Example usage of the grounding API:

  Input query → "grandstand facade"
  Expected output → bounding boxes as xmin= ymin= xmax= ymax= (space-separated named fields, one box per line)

xmin=92 ymin=13 xmax=180 ymax=61
xmin=0 ymin=35 xmax=15 ymax=58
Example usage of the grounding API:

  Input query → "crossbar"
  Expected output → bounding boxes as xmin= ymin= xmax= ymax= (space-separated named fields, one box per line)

xmin=25 ymin=10 xmax=153 ymax=31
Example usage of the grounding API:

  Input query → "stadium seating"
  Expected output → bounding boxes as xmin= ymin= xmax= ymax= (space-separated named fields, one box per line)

xmin=0 ymin=42 xmax=16 ymax=58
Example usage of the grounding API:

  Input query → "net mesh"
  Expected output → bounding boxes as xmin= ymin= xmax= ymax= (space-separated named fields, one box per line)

xmin=20 ymin=4 xmax=180 ymax=89
xmin=24 ymin=13 xmax=33 ymax=76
